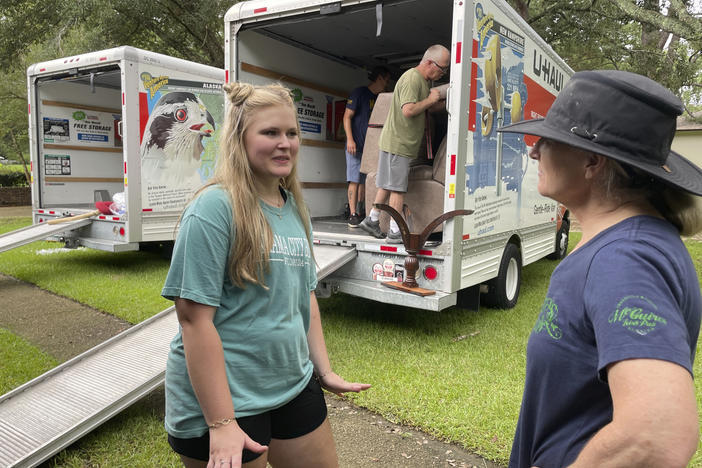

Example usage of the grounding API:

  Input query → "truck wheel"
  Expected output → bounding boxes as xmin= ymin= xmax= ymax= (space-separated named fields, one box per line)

xmin=547 ymin=218 xmax=570 ymax=260
xmin=482 ymin=243 xmax=521 ymax=309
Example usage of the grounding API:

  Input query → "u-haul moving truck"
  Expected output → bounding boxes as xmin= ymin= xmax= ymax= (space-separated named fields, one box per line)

xmin=225 ymin=0 xmax=573 ymax=311
xmin=24 ymin=46 xmax=224 ymax=252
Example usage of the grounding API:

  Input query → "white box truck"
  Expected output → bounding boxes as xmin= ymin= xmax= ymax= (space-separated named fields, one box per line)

xmin=224 ymin=0 xmax=573 ymax=311
xmin=17 ymin=46 xmax=225 ymax=252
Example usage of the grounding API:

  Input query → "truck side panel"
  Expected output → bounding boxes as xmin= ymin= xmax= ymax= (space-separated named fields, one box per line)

xmin=136 ymin=64 xmax=224 ymax=242
xmin=464 ymin=0 xmax=567 ymax=240
xmin=457 ymin=0 xmax=571 ymax=290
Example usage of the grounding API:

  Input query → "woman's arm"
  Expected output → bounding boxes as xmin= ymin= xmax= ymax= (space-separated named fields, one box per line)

xmin=176 ymin=297 xmax=266 ymax=467
xmin=568 ymin=358 xmax=698 ymax=468
xmin=306 ymin=292 xmax=371 ymax=394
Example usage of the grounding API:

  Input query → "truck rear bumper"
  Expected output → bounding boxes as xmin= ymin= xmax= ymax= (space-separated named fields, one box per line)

xmin=318 ymin=277 xmax=456 ymax=311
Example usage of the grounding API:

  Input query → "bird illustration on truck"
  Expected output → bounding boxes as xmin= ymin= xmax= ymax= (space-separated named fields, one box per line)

xmin=140 ymin=91 xmax=216 ymax=185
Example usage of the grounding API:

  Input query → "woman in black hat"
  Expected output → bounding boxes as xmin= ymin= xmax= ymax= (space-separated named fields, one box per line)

xmin=499 ymin=70 xmax=702 ymax=468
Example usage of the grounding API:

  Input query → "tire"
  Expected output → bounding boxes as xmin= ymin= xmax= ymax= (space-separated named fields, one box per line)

xmin=547 ymin=218 xmax=570 ymax=260
xmin=482 ymin=243 xmax=522 ymax=309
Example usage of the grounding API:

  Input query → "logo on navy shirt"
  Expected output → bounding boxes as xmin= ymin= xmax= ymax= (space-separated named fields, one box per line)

xmin=608 ymin=295 xmax=667 ymax=335
xmin=532 ymin=297 xmax=563 ymax=340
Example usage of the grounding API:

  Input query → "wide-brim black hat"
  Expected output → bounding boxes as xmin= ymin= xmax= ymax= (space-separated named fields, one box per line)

xmin=498 ymin=70 xmax=702 ymax=196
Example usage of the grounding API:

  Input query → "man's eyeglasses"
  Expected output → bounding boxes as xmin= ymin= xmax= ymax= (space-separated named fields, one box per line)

xmin=429 ymin=60 xmax=449 ymax=74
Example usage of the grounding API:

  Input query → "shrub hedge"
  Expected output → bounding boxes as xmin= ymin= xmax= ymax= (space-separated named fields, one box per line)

xmin=0 ymin=171 xmax=28 ymax=187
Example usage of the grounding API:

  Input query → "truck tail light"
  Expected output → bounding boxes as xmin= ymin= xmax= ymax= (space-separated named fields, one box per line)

xmin=423 ymin=265 xmax=438 ymax=281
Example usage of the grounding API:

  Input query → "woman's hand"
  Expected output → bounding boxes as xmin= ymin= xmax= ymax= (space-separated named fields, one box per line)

xmin=207 ymin=422 xmax=267 ymax=468
xmin=319 ymin=371 xmax=371 ymax=396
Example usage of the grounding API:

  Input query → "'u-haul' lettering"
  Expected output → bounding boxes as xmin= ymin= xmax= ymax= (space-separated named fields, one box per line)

xmin=533 ymin=51 xmax=564 ymax=92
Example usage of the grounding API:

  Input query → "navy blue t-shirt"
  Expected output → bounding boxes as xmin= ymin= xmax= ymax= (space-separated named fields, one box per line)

xmin=509 ymin=216 xmax=701 ymax=468
xmin=346 ymin=86 xmax=377 ymax=152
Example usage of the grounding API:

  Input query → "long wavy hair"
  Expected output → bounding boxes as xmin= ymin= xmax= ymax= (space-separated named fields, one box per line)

xmin=193 ymin=82 xmax=312 ymax=288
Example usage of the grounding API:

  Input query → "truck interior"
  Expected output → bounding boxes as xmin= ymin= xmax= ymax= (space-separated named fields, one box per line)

xmin=244 ymin=1 xmax=454 ymax=77
xmin=33 ymin=66 xmax=123 ymax=209
xmin=238 ymin=0 xmax=455 ymax=240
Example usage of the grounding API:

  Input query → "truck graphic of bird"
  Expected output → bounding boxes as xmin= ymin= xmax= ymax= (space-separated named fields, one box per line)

xmin=140 ymin=91 xmax=216 ymax=185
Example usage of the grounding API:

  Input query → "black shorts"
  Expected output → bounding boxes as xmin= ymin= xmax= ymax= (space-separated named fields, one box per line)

xmin=168 ymin=374 xmax=327 ymax=463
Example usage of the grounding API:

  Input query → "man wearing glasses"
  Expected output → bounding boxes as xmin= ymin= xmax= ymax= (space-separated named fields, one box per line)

xmin=360 ymin=44 xmax=450 ymax=242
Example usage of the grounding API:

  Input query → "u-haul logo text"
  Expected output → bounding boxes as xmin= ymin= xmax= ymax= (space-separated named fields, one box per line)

xmin=532 ymin=51 xmax=564 ymax=92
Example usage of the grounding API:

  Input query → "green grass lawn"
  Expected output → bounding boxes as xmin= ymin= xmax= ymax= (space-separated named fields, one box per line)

xmin=0 ymin=328 xmax=58 ymax=394
xmin=1 ymin=215 xmax=701 ymax=466
xmin=0 ymin=218 xmax=171 ymax=323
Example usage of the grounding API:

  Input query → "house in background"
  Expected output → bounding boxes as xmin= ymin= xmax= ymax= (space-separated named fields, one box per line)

xmin=673 ymin=110 xmax=702 ymax=168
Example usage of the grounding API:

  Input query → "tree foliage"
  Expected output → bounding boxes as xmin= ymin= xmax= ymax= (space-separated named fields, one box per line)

xmin=0 ymin=1 xmax=231 ymax=68
xmin=507 ymin=0 xmax=702 ymax=116
xmin=0 ymin=0 xmax=236 ymax=168
xmin=0 ymin=0 xmax=699 ymax=168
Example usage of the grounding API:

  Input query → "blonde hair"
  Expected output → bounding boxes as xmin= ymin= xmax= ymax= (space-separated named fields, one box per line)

xmin=599 ymin=159 xmax=702 ymax=236
xmin=193 ymin=82 xmax=312 ymax=288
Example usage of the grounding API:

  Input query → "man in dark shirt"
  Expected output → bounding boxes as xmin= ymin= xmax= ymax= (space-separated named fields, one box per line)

xmin=343 ymin=66 xmax=390 ymax=227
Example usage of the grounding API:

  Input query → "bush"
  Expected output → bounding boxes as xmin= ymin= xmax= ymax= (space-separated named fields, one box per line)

xmin=0 ymin=165 xmax=29 ymax=187
xmin=0 ymin=171 xmax=28 ymax=187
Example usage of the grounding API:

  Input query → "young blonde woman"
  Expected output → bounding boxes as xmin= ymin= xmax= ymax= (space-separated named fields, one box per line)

xmin=162 ymin=82 xmax=370 ymax=468
xmin=499 ymin=70 xmax=702 ymax=468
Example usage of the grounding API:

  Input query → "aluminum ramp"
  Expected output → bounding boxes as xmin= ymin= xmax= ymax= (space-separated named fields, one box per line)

xmin=313 ymin=244 xmax=356 ymax=280
xmin=0 ymin=243 xmax=356 ymax=468
xmin=0 ymin=307 xmax=179 ymax=468
xmin=0 ymin=219 xmax=93 ymax=254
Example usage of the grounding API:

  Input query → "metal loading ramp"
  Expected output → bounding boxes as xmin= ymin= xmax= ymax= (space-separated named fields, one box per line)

xmin=0 ymin=219 xmax=93 ymax=254
xmin=0 ymin=307 xmax=179 ymax=468
xmin=0 ymin=243 xmax=355 ymax=467
xmin=312 ymin=244 xmax=356 ymax=280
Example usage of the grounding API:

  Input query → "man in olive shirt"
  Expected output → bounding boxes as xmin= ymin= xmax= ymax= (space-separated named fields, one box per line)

xmin=359 ymin=44 xmax=450 ymax=242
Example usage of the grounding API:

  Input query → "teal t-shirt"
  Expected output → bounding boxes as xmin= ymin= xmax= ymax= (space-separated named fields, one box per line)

xmin=162 ymin=185 xmax=317 ymax=438
xmin=378 ymin=67 xmax=429 ymax=159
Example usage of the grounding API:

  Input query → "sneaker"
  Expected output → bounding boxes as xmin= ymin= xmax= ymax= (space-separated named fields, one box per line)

xmin=348 ymin=213 xmax=361 ymax=228
xmin=359 ymin=216 xmax=385 ymax=238
xmin=386 ymin=230 xmax=403 ymax=244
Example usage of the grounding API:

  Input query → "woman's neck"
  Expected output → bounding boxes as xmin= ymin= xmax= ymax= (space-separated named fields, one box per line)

xmin=570 ymin=196 xmax=660 ymax=251
xmin=255 ymin=180 xmax=284 ymax=208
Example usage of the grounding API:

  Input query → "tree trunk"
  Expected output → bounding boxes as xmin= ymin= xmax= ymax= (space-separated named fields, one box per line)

xmin=510 ymin=0 xmax=530 ymax=20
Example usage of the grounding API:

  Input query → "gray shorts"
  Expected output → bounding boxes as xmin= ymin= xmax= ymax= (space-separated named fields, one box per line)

xmin=376 ymin=150 xmax=411 ymax=192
